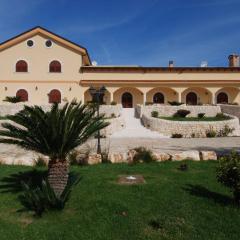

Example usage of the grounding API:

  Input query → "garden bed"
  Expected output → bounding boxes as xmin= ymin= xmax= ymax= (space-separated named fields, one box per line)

xmin=159 ymin=115 xmax=232 ymax=121
xmin=141 ymin=113 xmax=240 ymax=138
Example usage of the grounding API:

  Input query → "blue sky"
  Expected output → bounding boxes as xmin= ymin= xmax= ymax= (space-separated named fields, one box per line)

xmin=0 ymin=0 xmax=240 ymax=67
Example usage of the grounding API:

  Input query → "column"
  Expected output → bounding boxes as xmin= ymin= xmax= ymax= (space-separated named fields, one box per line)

xmin=143 ymin=92 xmax=146 ymax=105
xmin=110 ymin=91 xmax=113 ymax=103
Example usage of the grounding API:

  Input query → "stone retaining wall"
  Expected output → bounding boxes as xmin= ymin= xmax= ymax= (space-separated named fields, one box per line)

xmin=136 ymin=104 xmax=221 ymax=118
xmin=141 ymin=114 xmax=240 ymax=137
xmin=0 ymin=103 xmax=122 ymax=118
xmin=99 ymin=104 xmax=122 ymax=118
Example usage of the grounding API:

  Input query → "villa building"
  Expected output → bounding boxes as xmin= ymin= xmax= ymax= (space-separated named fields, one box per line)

xmin=0 ymin=26 xmax=240 ymax=107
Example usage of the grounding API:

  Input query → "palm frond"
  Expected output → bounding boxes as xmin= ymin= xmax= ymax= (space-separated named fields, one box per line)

xmin=0 ymin=101 xmax=109 ymax=158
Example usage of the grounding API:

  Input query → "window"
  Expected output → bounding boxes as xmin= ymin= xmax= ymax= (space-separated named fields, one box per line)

xmin=186 ymin=92 xmax=197 ymax=105
xmin=153 ymin=92 xmax=164 ymax=104
xmin=46 ymin=40 xmax=52 ymax=47
xmin=27 ymin=40 xmax=34 ymax=47
xmin=217 ymin=92 xmax=228 ymax=104
xmin=49 ymin=60 xmax=61 ymax=73
xmin=16 ymin=60 xmax=28 ymax=72
xmin=16 ymin=89 xmax=28 ymax=102
xmin=49 ymin=89 xmax=61 ymax=103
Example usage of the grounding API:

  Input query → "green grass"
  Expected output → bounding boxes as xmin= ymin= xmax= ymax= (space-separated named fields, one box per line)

xmin=160 ymin=116 xmax=232 ymax=121
xmin=0 ymin=161 xmax=240 ymax=240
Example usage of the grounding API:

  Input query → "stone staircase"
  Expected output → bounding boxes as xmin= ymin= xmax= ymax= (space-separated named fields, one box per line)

xmin=110 ymin=108 xmax=168 ymax=138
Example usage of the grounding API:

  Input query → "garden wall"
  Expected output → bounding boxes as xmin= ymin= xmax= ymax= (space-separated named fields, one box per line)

xmin=136 ymin=105 xmax=221 ymax=118
xmin=141 ymin=114 xmax=240 ymax=137
xmin=0 ymin=103 xmax=122 ymax=118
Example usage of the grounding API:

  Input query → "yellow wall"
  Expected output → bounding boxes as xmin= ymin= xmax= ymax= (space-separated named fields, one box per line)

xmin=1 ymin=32 xmax=240 ymax=106
xmin=146 ymin=87 xmax=177 ymax=103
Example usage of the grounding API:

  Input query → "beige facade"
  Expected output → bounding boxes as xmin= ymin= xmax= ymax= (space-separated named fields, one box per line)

xmin=0 ymin=27 xmax=240 ymax=107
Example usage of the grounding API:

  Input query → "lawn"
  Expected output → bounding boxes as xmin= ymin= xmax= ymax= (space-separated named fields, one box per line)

xmin=0 ymin=161 xmax=239 ymax=240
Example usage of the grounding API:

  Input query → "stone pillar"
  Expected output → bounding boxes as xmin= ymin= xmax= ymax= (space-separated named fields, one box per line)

xmin=172 ymin=88 xmax=186 ymax=103
xmin=206 ymin=88 xmax=221 ymax=105
xmin=143 ymin=92 xmax=146 ymax=105
xmin=110 ymin=91 xmax=113 ymax=103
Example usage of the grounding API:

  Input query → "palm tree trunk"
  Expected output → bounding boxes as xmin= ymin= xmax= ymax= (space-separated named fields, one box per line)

xmin=48 ymin=159 xmax=69 ymax=197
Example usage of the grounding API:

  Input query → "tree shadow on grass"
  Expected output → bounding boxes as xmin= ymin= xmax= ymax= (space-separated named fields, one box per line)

xmin=0 ymin=169 xmax=81 ymax=194
xmin=183 ymin=184 xmax=235 ymax=206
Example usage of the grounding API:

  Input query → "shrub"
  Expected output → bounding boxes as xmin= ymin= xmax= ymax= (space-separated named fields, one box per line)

xmin=215 ymin=112 xmax=231 ymax=120
xmin=216 ymin=151 xmax=240 ymax=204
xmin=111 ymin=113 xmax=116 ymax=118
xmin=205 ymin=127 xmax=217 ymax=138
xmin=216 ymin=112 xmax=224 ymax=118
xmin=218 ymin=125 xmax=234 ymax=137
xmin=151 ymin=111 xmax=159 ymax=118
xmin=168 ymin=101 xmax=184 ymax=106
xmin=110 ymin=101 xmax=117 ymax=105
xmin=198 ymin=113 xmax=205 ymax=118
xmin=145 ymin=102 xmax=153 ymax=106
xmin=34 ymin=156 xmax=47 ymax=167
xmin=19 ymin=175 xmax=81 ymax=216
xmin=171 ymin=133 xmax=183 ymax=138
xmin=173 ymin=109 xmax=190 ymax=118
xmin=133 ymin=147 xmax=156 ymax=163
xmin=3 ymin=96 xmax=22 ymax=103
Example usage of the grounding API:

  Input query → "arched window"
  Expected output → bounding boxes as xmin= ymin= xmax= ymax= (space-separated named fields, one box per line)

xmin=217 ymin=92 xmax=228 ymax=104
xmin=186 ymin=92 xmax=197 ymax=105
xmin=49 ymin=60 xmax=61 ymax=73
xmin=49 ymin=89 xmax=61 ymax=103
xmin=16 ymin=89 xmax=28 ymax=102
xmin=153 ymin=92 xmax=164 ymax=104
xmin=16 ymin=60 xmax=28 ymax=72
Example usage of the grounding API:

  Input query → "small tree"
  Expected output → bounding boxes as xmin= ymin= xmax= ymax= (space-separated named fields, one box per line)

xmin=217 ymin=151 xmax=240 ymax=204
xmin=0 ymin=102 xmax=108 ymax=196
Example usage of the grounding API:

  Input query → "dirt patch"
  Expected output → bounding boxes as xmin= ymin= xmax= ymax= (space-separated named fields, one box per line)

xmin=117 ymin=175 xmax=145 ymax=185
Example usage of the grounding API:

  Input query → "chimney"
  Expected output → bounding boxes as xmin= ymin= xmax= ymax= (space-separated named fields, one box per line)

xmin=169 ymin=60 xmax=174 ymax=68
xmin=228 ymin=54 xmax=239 ymax=67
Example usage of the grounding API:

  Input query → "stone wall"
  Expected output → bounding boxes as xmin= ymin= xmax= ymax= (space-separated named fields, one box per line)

xmin=99 ymin=104 xmax=122 ymax=118
xmin=220 ymin=104 xmax=240 ymax=121
xmin=0 ymin=103 xmax=122 ymax=118
xmin=0 ymin=104 xmax=125 ymax=138
xmin=141 ymin=114 xmax=240 ymax=137
xmin=136 ymin=104 xmax=221 ymax=118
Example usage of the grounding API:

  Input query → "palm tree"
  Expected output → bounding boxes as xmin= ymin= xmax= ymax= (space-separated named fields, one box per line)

xmin=0 ymin=102 xmax=108 ymax=196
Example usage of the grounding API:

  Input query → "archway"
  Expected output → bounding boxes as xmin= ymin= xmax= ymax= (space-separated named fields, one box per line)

xmin=153 ymin=92 xmax=164 ymax=104
xmin=186 ymin=92 xmax=197 ymax=105
xmin=16 ymin=89 xmax=28 ymax=102
xmin=122 ymin=92 xmax=133 ymax=108
xmin=217 ymin=92 xmax=228 ymax=104
xmin=49 ymin=89 xmax=61 ymax=103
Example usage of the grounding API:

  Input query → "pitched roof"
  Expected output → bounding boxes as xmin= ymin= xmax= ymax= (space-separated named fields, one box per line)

xmin=0 ymin=26 xmax=91 ymax=65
